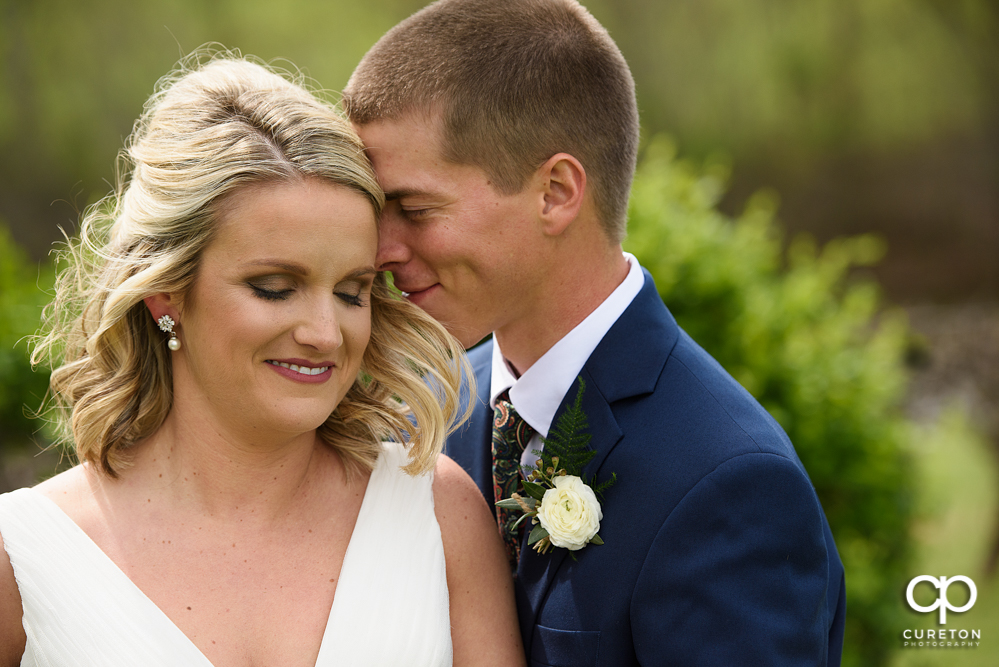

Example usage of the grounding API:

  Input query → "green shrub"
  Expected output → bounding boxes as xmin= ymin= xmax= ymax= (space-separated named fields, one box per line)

xmin=625 ymin=138 xmax=914 ymax=667
xmin=0 ymin=222 xmax=53 ymax=450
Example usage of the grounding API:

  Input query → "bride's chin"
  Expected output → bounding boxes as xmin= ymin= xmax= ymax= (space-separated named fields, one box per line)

xmin=232 ymin=405 xmax=336 ymax=441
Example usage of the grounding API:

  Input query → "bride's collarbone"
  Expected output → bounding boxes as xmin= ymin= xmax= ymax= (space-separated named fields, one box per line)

xmin=145 ymin=551 xmax=342 ymax=667
xmin=132 ymin=506 xmax=357 ymax=666
xmin=34 ymin=464 xmax=368 ymax=667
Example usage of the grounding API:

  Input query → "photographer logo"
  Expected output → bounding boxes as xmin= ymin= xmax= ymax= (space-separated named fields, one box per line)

xmin=906 ymin=575 xmax=977 ymax=623
xmin=902 ymin=575 xmax=980 ymax=649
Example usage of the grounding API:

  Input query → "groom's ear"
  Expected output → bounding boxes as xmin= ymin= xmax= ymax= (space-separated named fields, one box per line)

xmin=537 ymin=153 xmax=586 ymax=237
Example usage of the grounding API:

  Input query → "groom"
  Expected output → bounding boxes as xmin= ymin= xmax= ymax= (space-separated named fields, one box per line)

xmin=345 ymin=0 xmax=846 ymax=664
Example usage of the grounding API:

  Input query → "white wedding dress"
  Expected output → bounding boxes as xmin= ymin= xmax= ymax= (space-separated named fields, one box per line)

xmin=0 ymin=441 xmax=452 ymax=666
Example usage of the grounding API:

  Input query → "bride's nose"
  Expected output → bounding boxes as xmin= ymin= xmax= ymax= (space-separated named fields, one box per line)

xmin=293 ymin=297 xmax=344 ymax=352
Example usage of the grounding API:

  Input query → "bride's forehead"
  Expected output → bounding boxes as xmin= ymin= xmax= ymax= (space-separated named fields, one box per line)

xmin=197 ymin=183 xmax=376 ymax=272
xmin=212 ymin=181 xmax=375 ymax=237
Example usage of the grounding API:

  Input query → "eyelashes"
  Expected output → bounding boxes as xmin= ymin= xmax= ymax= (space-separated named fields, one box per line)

xmin=250 ymin=285 xmax=291 ymax=301
xmin=249 ymin=284 xmax=366 ymax=307
xmin=337 ymin=292 xmax=365 ymax=308
xmin=402 ymin=208 xmax=431 ymax=220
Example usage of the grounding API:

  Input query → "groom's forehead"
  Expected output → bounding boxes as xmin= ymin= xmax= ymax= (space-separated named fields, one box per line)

xmin=356 ymin=113 xmax=447 ymax=162
xmin=356 ymin=107 xmax=445 ymax=142
xmin=356 ymin=113 xmax=479 ymax=188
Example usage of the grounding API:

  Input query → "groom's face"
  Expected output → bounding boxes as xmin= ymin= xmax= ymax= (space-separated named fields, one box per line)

xmin=356 ymin=113 xmax=545 ymax=349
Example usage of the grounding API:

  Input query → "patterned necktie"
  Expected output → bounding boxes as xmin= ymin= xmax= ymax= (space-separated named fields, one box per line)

xmin=492 ymin=391 xmax=536 ymax=568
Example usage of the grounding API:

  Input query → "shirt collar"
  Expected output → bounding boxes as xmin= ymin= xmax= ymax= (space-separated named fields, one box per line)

xmin=489 ymin=252 xmax=645 ymax=436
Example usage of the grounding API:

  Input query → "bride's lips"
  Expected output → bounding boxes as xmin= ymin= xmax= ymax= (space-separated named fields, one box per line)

xmin=265 ymin=358 xmax=335 ymax=384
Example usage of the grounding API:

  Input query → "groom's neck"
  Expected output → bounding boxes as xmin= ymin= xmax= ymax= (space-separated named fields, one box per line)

xmin=494 ymin=243 xmax=629 ymax=376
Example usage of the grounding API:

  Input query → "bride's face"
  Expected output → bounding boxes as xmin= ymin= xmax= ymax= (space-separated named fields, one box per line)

xmin=169 ymin=178 xmax=378 ymax=440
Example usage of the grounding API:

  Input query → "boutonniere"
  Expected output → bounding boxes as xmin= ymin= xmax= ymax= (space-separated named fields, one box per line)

xmin=496 ymin=379 xmax=617 ymax=555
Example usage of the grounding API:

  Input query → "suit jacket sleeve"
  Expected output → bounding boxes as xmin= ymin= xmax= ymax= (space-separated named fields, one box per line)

xmin=631 ymin=452 xmax=836 ymax=666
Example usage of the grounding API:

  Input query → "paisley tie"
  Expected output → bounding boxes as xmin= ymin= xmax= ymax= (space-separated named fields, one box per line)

xmin=492 ymin=391 xmax=536 ymax=568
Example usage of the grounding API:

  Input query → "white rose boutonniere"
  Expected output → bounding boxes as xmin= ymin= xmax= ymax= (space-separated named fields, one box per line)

xmin=538 ymin=475 xmax=603 ymax=550
xmin=495 ymin=379 xmax=617 ymax=556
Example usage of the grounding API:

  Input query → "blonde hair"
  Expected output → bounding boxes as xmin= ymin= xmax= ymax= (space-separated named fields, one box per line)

xmin=33 ymin=52 xmax=471 ymax=478
xmin=343 ymin=0 xmax=639 ymax=243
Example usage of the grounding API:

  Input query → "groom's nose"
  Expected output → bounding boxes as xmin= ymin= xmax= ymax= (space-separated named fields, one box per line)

xmin=375 ymin=207 xmax=412 ymax=271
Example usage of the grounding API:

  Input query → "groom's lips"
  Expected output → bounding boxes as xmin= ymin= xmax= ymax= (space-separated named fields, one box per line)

xmin=398 ymin=283 xmax=439 ymax=307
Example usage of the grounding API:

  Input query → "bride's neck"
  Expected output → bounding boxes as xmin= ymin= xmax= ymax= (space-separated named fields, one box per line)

xmin=112 ymin=410 xmax=340 ymax=524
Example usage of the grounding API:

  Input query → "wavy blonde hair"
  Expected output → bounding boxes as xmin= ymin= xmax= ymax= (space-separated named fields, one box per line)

xmin=33 ymin=52 xmax=471 ymax=478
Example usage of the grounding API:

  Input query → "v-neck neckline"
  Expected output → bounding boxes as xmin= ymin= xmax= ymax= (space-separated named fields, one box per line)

xmin=22 ymin=465 xmax=379 ymax=667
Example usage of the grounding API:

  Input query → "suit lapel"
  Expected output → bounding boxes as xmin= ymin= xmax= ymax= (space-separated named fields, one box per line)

xmin=584 ymin=270 xmax=677 ymax=403
xmin=515 ymin=272 xmax=679 ymax=643
xmin=515 ymin=366 xmax=623 ymax=643
xmin=572 ymin=271 xmax=678 ymax=476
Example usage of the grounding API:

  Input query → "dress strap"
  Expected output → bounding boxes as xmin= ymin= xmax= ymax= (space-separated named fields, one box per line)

xmin=317 ymin=442 xmax=452 ymax=666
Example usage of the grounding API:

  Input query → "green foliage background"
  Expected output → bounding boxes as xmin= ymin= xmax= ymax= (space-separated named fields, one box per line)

xmin=0 ymin=223 xmax=53 ymax=451
xmin=625 ymin=139 xmax=914 ymax=666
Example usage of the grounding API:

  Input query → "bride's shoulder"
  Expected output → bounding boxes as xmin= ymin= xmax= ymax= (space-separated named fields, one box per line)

xmin=0 ymin=469 xmax=69 ymax=663
xmin=432 ymin=455 xmax=527 ymax=664
xmin=31 ymin=464 xmax=93 ymax=517
xmin=432 ymin=455 xmax=484 ymax=508
xmin=0 ymin=472 xmax=58 ymax=662
xmin=0 ymin=528 xmax=25 ymax=666
xmin=0 ymin=466 xmax=104 ymax=665
xmin=431 ymin=454 xmax=500 ymax=563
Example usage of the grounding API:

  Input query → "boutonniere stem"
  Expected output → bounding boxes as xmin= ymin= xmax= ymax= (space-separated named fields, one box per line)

xmin=496 ymin=379 xmax=617 ymax=554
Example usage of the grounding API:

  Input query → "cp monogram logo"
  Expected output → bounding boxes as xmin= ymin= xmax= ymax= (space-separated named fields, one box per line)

xmin=906 ymin=575 xmax=977 ymax=624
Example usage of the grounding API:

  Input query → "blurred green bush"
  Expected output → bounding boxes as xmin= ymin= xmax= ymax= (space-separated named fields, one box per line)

xmin=0 ymin=222 xmax=54 ymax=451
xmin=625 ymin=137 xmax=914 ymax=667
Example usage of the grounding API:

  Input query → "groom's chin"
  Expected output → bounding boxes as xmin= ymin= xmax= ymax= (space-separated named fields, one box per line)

xmin=395 ymin=290 xmax=486 ymax=349
xmin=439 ymin=320 xmax=490 ymax=351
xmin=437 ymin=318 xmax=491 ymax=351
xmin=460 ymin=331 xmax=493 ymax=351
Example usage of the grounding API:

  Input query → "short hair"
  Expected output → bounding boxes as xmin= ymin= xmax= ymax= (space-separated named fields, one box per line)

xmin=33 ymin=52 xmax=470 ymax=478
xmin=343 ymin=0 xmax=639 ymax=243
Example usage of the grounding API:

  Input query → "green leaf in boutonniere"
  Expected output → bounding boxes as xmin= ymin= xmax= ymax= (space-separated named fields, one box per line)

xmin=520 ymin=480 xmax=548 ymax=501
xmin=495 ymin=378 xmax=617 ymax=555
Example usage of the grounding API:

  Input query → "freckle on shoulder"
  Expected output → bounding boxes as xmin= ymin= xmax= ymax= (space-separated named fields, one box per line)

xmin=33 ymin=464 xmax=88 ymax=504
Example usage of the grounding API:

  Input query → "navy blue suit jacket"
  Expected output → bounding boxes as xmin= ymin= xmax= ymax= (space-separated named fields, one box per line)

xmin=446 ymin=271 xmax=846 ymax=666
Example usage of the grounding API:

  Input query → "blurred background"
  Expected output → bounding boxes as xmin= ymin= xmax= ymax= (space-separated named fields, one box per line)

xmin=1 ymin=0 xmax=996 ymax=664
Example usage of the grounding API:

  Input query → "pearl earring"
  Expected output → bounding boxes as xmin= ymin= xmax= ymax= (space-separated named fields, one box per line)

xmin=157 ymin=315 xmax=182 ymax=351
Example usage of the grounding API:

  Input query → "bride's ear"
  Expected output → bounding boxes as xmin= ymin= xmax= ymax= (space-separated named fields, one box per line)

xmin=143 ymin=293 xmax=181 ymax=326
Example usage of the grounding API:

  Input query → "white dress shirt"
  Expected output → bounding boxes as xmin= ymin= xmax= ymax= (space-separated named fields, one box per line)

xmin=490 ymin=252 xmax=645 ymax=473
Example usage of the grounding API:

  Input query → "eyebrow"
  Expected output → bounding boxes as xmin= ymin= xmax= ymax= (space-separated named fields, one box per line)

xmin=248 ymin=259 xmax=310 ymax=275
xmin=384 ymin=188 xmax=437 ymax=201
xmin=246 ymin=261 xmax=378 ymax=279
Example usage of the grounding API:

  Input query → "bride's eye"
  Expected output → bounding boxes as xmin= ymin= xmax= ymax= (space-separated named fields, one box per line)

xmin=334 ymin=278 xmax=372 ymax=308
xmin=247 ymin=276 xmax=295 ymax=301
xmin=250 ymin=285 xmax=292 ymax=301
xmin=336 ymin=291 xmax=365 ymax=307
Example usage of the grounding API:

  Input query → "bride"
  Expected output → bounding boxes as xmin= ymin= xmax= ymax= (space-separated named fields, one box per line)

xmin=0 ymin=55 xmax=523 ymax=666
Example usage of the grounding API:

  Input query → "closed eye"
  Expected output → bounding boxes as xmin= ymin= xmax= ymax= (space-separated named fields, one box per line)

xmin=250 ymin=284 xmax=292 ymax=301
xmin=336 ymin=291 xmax=366 ymax=307
xmin=402 ymin=207 xmax=432 ymax=220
